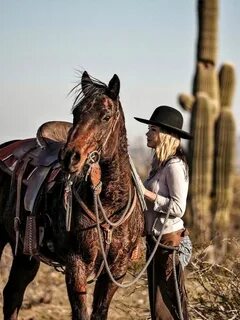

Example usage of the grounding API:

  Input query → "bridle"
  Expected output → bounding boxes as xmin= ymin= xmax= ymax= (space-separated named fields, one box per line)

xmin=62 ymin=99 xmax=136 ymax=283
xmin=83 ymin=107 xmax=119 ymax=176
xmin=89 ymin=98 xmax=121 ymax=158
xmin=84 ymin=98 xmax=120 ymax=180
xmin=63 ymin=97 xmax=134 ymax=232
xmin=101 ymin=107 xmax=120 ymax=151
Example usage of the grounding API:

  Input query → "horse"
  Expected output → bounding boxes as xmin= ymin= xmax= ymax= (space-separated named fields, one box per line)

xmin=0 ymin=71 xmax=144 ymax=320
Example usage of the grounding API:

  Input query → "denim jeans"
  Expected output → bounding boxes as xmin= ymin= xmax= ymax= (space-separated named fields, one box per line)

xmin=179 ymin=235 xmax=192 ymax=268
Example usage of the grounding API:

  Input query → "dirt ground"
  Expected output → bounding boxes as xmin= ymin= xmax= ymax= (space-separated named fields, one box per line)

xmin=1 ymin=242 xmax=238 ymax=320
xmin=0 ymin=245 xmax=151 ymax=320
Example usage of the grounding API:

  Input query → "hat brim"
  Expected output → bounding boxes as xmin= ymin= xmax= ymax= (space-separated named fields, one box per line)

xmin=134 ymin=117 xmax=192 ymax=139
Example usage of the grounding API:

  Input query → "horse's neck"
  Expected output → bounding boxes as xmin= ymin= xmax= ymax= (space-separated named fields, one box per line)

xmin=102 ymin=121 xmax=131 ymax=191
xmin=100 ymin=151 xmax=131 ymax=205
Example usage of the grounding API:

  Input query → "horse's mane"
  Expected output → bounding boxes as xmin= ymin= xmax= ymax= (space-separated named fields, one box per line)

xmin=69 ymin=71 xmax=108 ymax=113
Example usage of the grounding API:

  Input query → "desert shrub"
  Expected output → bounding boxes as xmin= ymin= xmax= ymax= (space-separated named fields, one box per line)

xmin=187 ymin=239 xmax=240 ymax=320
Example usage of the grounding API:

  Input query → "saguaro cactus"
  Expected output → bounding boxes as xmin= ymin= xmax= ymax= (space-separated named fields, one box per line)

xmin=179 ymin=0 xmax=236 ymax=244
xmin=188 ymin=93 xmax=214 ymax=240
xmin=213 ymin=64 xmax=236 ymax=232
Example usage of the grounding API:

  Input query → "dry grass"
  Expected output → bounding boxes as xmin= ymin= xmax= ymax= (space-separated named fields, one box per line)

xmin=185 ymin=175 xmax=240 ymax=319
xmin=187 ymin=239 xmax=240 ymax=320
xmin=1 ymin=240 xmax=240 ymax=320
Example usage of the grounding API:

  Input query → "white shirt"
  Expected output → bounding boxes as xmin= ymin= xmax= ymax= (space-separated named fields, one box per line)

xmin=144 ymin=157 xmax=189 ymax=235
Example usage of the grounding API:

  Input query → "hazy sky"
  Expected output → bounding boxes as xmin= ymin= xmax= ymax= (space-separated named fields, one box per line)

xmin=1 ymin=0 xmax=239 ymax=146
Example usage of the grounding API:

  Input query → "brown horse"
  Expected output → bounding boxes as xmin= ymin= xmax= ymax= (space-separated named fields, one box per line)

xmin=0 ymin=71 xmax=144 ymax=320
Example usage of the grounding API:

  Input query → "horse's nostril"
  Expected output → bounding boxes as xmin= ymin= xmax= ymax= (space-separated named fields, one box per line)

xmin=61 ymin=149 xmax=81 ymax=171
xmin=73 ymin=151 xmax=80 ymax=163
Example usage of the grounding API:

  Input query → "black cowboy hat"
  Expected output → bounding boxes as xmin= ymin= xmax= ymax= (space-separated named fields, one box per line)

xmin=134 ymin=105 xmax=192 ymax=139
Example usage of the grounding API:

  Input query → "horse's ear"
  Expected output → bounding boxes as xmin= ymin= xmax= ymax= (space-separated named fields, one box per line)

xmin=107 ymin=74 xmax=120 ymax=100
xmin=81 ymin=71 xmax=93 ymax=95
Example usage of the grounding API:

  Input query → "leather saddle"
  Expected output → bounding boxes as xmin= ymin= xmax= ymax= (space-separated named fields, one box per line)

xmin=0 ymin=121 xmax=72 ymax=213
xmin=0 ymin=121 xmax=72 ymax=255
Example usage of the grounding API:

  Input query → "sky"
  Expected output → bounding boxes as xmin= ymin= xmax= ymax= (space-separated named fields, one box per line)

xmin=0 ymin=0 xmax=239 ymax=147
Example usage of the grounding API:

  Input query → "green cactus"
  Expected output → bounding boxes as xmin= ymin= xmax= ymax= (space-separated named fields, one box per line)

xmin=179 ymin=0 xmax=236 ymax=245
xmin=213 ymin=63 xmax=236 ymax=232
xmin=197 ymin=0 xmax=218 ymax=64
xmin=188 ymin=93 xmax=214 ymax=240
xmin=178 ymin=93 xmax=195 ymax=112
xmin=193 ymin=62 xmax=220 ymax=115
xmin=213 ymin=109 xmax=235 ymax=231
xmin=219 ymin=63 xmax=235 ymax=108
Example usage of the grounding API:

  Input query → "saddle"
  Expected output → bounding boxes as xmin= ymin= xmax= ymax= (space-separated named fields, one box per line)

xmin=0 ymin=121 xmax=72 ymax=255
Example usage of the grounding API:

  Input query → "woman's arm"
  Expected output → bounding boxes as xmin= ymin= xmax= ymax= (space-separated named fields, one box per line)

xmin=135 ymin=173 xmax=158 ymax=202
xmin=136 ymin=162 xmax=188 ymax=217
xmin=152 ymin=161 xmax=189 ymax=217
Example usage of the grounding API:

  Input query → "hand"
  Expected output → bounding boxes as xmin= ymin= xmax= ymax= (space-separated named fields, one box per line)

xmin=144 ymin=189 xmax=158 ymax=202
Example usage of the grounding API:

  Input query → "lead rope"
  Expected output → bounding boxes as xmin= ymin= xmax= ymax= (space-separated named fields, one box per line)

xmin=64 ymin=175 xmax=73 ymax=231
xmin=96 ymin=186 xmax=134 ymax=228
xmin=172 ymin=250 xmax=184 ymax=320
xmin=93 ymin=190 xmax=173 ymax=288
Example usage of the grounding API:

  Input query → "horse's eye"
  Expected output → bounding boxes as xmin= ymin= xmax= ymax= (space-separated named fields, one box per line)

xmin=102 ymin=114 xmax=111 ymax=122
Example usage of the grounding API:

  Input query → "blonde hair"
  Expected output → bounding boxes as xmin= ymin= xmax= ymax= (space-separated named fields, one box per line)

xmin=151 ymin=130 xmax=180 ymax=171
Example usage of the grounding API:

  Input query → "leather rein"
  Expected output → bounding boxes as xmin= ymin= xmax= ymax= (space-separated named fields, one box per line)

xmin=61 ymin=106 xmax=137 ymax=282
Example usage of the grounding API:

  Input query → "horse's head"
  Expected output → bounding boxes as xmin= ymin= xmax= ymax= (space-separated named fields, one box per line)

xmin=60 ymin=71 xmax=123 ymax=176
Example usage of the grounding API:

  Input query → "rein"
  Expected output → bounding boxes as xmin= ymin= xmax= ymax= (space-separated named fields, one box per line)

xmin=63 ymin=150 xmax=137 ymax=285
xmin=61 ymin=97 xmax=174 ymax=291
xmin=94 ymin=195 xmax=174 ymax=288
xmin=72 ymin=185 xmax=137 ymax=231
xmin=93 ymin=189 xmax=184 ymax=320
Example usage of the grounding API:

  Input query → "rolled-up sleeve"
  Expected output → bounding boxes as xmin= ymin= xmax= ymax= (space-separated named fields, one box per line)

xmin=153 ymin=162 xmax=188 ymax=217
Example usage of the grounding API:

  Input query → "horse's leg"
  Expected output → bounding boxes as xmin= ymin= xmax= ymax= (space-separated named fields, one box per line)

xmin=3 ymin=254 xmax=40 ymax=320
xmin=65 ymin=255 xmax=90 ymax=320
xmin=91 ymin=272 xmax=122 ymax=320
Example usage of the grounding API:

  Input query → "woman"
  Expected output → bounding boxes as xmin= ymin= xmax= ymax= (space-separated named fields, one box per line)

xmin=135 ymin=105 xmax=192 ymax=320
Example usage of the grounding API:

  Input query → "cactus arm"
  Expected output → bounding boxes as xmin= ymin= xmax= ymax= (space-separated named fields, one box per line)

xmin=178 ymin=93 xmax=195 ymax=111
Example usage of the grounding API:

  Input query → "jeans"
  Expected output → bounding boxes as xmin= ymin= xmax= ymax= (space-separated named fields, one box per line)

xmin=179 ymin=235 xmax=192 ymax=268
